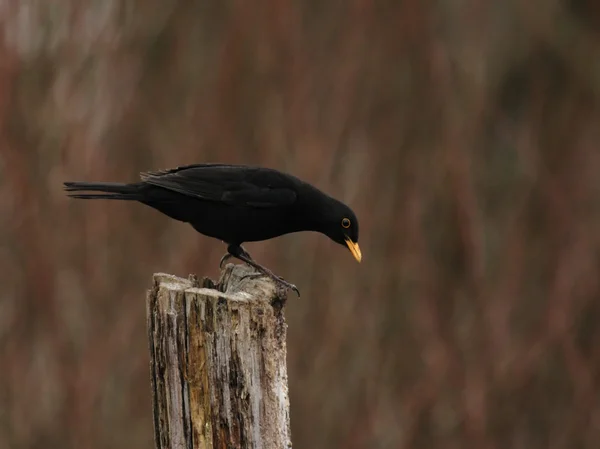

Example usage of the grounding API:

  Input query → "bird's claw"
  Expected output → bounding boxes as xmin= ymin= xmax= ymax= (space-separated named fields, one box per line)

xmin=272 ymin=276 xmax=301 ymax=297
xmin=219 ymin=253 xmax=233 ymax=268
xmin=287 ymin=283 xmax=300 ymax=297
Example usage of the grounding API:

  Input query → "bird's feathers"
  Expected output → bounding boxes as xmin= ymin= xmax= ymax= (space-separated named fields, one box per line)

xmin=140 ymin=164 xmax=297 ymax=208
xmin=63 ymin=181 xmax=142 ymax=200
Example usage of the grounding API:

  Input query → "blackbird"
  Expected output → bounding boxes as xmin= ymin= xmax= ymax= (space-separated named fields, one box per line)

xmin=64 ymin=163 xmax=361 ymax=296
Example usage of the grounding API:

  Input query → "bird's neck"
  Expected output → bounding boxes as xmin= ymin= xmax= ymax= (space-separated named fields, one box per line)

xmin=297 ymin=189 xmax=337 ymax=234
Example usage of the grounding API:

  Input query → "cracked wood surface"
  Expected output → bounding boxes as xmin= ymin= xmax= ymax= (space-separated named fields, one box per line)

xmin=146 ymin=264 xmax=291 ymax=449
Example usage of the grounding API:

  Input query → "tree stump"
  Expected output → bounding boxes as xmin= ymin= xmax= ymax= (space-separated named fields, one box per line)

xmin=146 ymin=264 xmax=292 ymax=449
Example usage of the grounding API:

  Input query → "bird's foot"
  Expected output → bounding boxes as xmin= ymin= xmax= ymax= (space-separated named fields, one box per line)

xmin=241 ymin=271 xmax=300 ymax=297
xmin=220 ymin=245 xmax=253 ymax=268
xmin=224 ymin=243 xmax=300 ymax=296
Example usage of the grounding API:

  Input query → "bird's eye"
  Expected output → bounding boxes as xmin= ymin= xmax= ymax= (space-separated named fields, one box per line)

xmin=341 ymin=218 xmax=351 ymax=229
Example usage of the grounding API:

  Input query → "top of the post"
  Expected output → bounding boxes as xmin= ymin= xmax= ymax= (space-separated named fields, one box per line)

xmin=152 ymin=263 xmax=286 ymax=305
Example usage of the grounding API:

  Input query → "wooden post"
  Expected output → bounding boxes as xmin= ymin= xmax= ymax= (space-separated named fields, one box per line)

xmin=146 ymin=264 xmax=292 ymax=449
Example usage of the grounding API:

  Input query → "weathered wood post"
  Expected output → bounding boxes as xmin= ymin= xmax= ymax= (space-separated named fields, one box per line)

xmin=146 ymin=264 xmax=292 ymax=449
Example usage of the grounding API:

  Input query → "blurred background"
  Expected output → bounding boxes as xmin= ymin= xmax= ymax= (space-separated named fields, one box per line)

xmin=1 ymin=1 xmax=600 ymax=448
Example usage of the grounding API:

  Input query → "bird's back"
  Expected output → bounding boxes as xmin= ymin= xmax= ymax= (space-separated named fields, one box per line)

xmin=137 ymin=163 xmax=324 ymax=244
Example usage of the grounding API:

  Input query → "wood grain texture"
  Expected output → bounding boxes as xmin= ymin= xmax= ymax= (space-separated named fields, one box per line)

xmin=146 ymin=264 xmax=291 ymax=449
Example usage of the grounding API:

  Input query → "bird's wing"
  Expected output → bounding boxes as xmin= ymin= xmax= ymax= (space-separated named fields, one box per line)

xmin=140 ymin=164 xmax=297 ymax=208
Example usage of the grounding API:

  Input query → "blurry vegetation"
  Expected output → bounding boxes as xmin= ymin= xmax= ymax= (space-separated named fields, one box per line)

xmin=1 ymin=1 xmax=600 ymax=448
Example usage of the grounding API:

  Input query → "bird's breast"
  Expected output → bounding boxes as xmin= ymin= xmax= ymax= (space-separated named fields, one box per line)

xmin=188 ymin=203 xmax=301 ymax=243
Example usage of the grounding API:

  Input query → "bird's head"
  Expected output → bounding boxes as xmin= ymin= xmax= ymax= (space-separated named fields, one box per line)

xmin=321 ymin=202 xmax=361 ymax=263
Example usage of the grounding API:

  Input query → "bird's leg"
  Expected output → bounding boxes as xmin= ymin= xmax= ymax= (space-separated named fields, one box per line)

xmin=219 ymin=244 xmax=253 ymax=268
xmin=224 ymin=244 xmax=300 ymax=297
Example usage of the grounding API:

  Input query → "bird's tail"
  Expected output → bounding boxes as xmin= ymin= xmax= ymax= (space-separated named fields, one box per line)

xmin=63 ymin=181 xmax=142 ymax=200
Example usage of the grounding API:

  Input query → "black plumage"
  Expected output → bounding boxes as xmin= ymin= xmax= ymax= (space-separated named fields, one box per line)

xmin=64 ymin=163 xmax=361 ymax=295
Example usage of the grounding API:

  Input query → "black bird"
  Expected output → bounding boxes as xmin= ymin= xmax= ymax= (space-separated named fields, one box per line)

xmin=64 ymin=163 xmax=361 ymax=296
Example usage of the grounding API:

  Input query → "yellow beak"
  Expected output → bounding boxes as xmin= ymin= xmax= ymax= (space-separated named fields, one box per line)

xmin=344 ymin=238 xmax=362 ymax=263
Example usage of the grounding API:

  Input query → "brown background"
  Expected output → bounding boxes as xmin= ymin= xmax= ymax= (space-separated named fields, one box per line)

xmin=1 ymin=1 xmax=600 ymax=448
